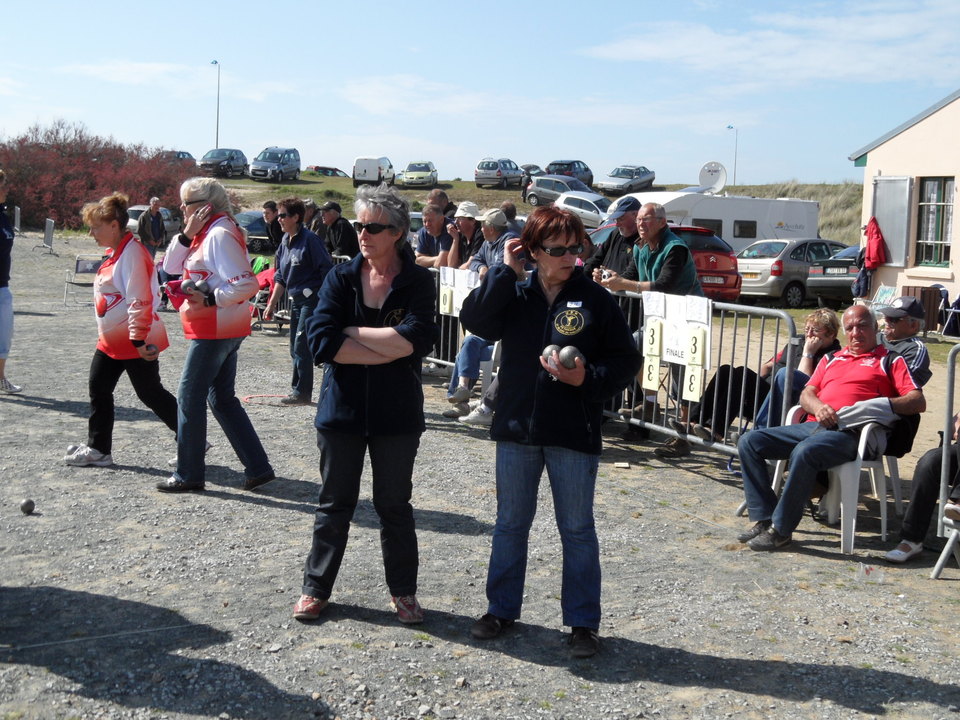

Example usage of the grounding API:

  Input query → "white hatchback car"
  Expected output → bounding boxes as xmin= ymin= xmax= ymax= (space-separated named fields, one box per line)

xmin=553 ymin=191 xmax=611 ymax=229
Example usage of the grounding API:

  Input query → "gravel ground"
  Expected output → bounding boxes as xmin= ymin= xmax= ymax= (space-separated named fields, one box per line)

xmin=2 ymin=232 xmax=960 ymax=720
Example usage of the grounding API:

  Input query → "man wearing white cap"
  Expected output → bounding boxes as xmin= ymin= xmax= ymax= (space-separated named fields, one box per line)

xmin=877 ymin=296 xmax=931 ymax=387
xmin=448 ymin=201 xmax=484 ymax=269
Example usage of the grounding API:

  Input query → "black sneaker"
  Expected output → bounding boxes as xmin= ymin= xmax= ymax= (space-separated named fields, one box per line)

xmin=156 ymin=476 xmax=205 ymax=493
xmin=747 ymin=527 xmax=792 ymax=551
xmin=737 ymin=520 xmax=771 ymax=543
xmin=280 ymin=394 xmax=310 ymax=405
xmin=470 ymin=613 xmax=514 ymax=640
xmin=569 ymin=627 xmax=600 ymax=658
xmin=243 ymin=470 xmax=276 ymax=491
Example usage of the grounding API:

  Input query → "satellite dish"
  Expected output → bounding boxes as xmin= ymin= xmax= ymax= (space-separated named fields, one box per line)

xmin=699 ymin=162 xmax=727 ymax=194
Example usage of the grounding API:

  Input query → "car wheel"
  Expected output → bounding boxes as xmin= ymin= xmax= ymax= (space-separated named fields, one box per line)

xmin=248 ymin=237 xmax=264 ymax=254
xmin=782 ymin=282 xmax=805 ymax=309
xmin=293 ymin=171 xmax=300 ymax=181
xmin=499 ymin=177 xmax=507 ymax=189
xmin=225 ymin=167 xmax=233 ymax=178
xmin=527 ymin=193 xmax=540 ymax=206
xmin=277 ymin=172 xmax=284 ymax=183
xmin=475 ymin=182 xmax=484 ymax=188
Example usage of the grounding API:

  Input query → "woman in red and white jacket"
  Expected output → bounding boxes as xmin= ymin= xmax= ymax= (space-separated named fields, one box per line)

xmin=158 ymin=177 xmax=274 ymax=493
xmin=64 ymin=193 xmax=179 ymax=467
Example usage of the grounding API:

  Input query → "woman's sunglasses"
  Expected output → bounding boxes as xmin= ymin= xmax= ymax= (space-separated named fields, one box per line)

xmin=353 ymin=221 xmax=398 ymax=235
xmin=538 ymin=244 xmax=585 ymax=257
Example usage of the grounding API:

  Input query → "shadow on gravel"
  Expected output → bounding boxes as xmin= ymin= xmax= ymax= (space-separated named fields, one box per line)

xmin=0 ymin=586 xmax=325 ymax=719
xmin=355 ymin=498 xmax=493 ymax=536
xmin=321 ymin=604 xmax=960 ymax=715
xmin=0 ymin=393 xmax=164 ymax=424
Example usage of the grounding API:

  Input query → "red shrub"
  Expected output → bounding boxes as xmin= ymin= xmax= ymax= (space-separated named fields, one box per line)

xmin=0 ymin=120 xmax=196 ymax=230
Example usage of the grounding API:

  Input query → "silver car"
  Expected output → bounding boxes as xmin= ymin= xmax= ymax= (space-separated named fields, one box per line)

xmin=738 ymin=238 xmax=846 ymax=308
xmin=522 ymin=174 xmax=591 ymax=206
xmin=474 ymin=158 xmax=523 ymax=188
xmin=594 ymin=165 xmax=656 ymax=195
xmin=553 ymin=191 xmax=611 ymax=229
xmin=126 ymin=205 xmax=181 ymax=244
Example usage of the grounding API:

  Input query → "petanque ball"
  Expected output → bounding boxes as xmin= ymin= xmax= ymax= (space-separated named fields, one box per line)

xmin=20 ymin=499 xmax=35 ymax=515
xmin=541 ymin=344 xmax=561 ymax=363
xmin=558 ymin=345 xmax=584 ymax=369
xmin=195 ymin=279 xmax=210 ymax=294
xmin=180 ymin=279 xmax=197 ymax=293
xmin=145 ymin=344 xmax=158 ymax=353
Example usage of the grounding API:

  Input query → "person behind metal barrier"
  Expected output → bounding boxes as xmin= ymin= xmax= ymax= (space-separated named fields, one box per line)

xmin=878 ymin=296 xmax=931 ymax=386
xmin=736 ymin=305 xmax=925 ymax=551
xmin=459 ymin=205 xmax=640 ymax=658
xmin=414 ymin=203 xmax=454 ymax=268
xmin=64 ymin=192 xmax=178 ymax=468
xmin=0 ymin=169 xmax=21 ymax=394
xmin=319 ymin=200 xmax=359 ymax=259
xmin=264 ymin=197 xmax=334 ymax=405
xmin=293 ymin=183 xmax=438 ymax=626
xmin=885 ymin=415 xmax=960 ymax=563
xmin=685 ymin=309 xmax=840 ymax=443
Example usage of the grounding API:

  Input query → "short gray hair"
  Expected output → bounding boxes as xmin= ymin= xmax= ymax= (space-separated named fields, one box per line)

xmin=644 ymin=202 xmax=667 ymax=221
xmin=179 ymin=177 xmax=235 ymax=219
xmin=354 ymin=183 xmax=410 ymax=245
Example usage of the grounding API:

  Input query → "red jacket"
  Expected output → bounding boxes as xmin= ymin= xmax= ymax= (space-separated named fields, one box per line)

xmin=864 ymin=216 xmax=887 ymax=270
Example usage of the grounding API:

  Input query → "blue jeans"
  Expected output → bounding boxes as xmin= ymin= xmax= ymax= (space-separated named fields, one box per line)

xmin=486 ymin=441 xmax=601 ymax=629
xmin=447 ymin=335 xmax=493 ymax=397
xmin=738 ymin=421 xmax=859 ymax=535
xmin=0 ymin=286 xmax=12 ymax=359
xmin=175 ymin=337 xmax=272 ymax=486
xmin=303 ymin=431 xmax=421 ymax=599
xmin=289 ymin=295 xmax=319 ymax=399
xmin=754 ymin=368 xmax=808 ymax=429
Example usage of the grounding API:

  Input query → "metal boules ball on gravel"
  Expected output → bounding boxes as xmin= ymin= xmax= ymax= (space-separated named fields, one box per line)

xmin=20 ymin=499 xmax=35 ymax=515
xmin=558 ymin=346 xmax=584 ymax=369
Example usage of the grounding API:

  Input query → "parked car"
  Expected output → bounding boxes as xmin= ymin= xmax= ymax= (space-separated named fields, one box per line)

xmin=397 ymin=161 xmax=438 ymax=188
xmin=589 ymin=221 xmax=742 ymax=302
xmin=126 ymin=205 xmax=181 ymax=244
xmin=594 ymin=165 xmax=656 ymax=195
xmin=160 ymin=150 xmax=195 ymax=166
xmin=353 ymin=156 xmax=396 ymax=187
xmin=406 ymin=211 xmax=423 ymax=245
xmin=522 ymin=174 xmax=591 ymax=206
xmin=807 ymin=244 xmax=859 ymax=304
xmin=553 ymin=191 xmax=611 ymax=229
xmin=235 ymin=210 xmax=274 ymax=253
xmin=197 ymin=148 xmax=248 ymax=178
xmin=520 ymin=163 xmax=545 ymax=196
xmin=248 ymin=147 xmax=301 ymax=182
xmin=307 ymin=166 xmax=348 ymax=177
xmin=737 ymin=238 xmax=847 ymax=308
xmin=474 ymin=158 xmax=523 ymax=188
xmin=545 ymin=160 xmax=594 ymax=187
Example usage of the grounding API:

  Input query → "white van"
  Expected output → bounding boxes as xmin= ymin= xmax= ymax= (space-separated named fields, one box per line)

xmin=609 ymin=163 xmax=820 ymax=253
xmin=352 ymin=157 xmax=396 ymax=187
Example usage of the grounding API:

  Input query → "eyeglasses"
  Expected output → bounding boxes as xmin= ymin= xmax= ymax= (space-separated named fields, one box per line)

xmin=353 ymin=221 xmax=398 ymax=234
xmin=884 ymin=316 xmax=907 ymax=324
xmin=538 ymin=244 xmax=584 ymax=257
xmin=182 ymin=198 xmax=205 ymax=206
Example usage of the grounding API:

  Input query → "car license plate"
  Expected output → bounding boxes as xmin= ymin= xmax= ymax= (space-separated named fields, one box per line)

xmin=825 ymin=267 xmax=848 ymax=275
xmin=742 ymin=272 xmax=760 ymax=279
xmin=701 ymin=276 xmax=724 ymax=284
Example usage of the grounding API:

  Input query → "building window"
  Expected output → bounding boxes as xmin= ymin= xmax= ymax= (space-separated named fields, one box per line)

xmin=916 ymin=177 xmax=954 ymax=267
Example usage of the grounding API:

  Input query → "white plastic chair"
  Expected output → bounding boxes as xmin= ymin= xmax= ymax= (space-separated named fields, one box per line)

xmin=478 ymin=340 xmax=501 ymax=397
xmin=930 ymin=516 xmax=960 ymax=579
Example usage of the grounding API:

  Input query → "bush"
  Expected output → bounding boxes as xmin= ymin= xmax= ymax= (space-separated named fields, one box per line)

xmin=0 ymin=119 xmax=196 ymax=230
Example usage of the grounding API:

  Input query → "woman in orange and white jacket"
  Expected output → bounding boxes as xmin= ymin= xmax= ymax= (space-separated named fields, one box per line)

xmin=157 ymin=177 xmax=274 ymax=493
xmin=64 ymin=193 xmax=179 ymax=467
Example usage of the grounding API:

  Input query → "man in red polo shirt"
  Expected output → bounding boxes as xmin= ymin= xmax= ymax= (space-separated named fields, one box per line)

xmin=735 ymin=304 xmax=926 ymax=551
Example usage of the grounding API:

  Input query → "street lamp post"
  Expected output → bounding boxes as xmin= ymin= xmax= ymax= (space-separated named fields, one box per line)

xmin=726 ymin=124 xmax=738 ymax=187
xmin=211 ymin=60 xmax=220 ymax=149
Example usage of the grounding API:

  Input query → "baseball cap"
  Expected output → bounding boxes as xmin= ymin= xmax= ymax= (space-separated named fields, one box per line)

xmin=879 ymin=296 xmax=925 ymax=320
xmin=319 ymin=201 xmax=341 ymax=213
xmin=480 ymin=208 xmax=507 ymax=228
xmin=607 ymin=196 xmax=642 ymax=221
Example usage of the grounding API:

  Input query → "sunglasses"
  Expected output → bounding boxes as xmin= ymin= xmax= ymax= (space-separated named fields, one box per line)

xmin=277 ymin=212 xmax=293 ymax=219
xmin=353 ymin=221 xmax=398 ymax=235
xmin=538 ymin=244 xmax=585 ymax=257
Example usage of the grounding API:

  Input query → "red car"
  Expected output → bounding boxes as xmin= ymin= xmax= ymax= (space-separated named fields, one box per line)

xmin=588 ymin=222 xmax=741 ymax=302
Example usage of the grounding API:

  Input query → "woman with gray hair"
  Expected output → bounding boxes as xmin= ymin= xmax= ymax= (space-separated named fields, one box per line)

xmin=157 ymin=177 xmax=274 ymax=493
xmin=294 ymin=183 xmax=438 ymax=625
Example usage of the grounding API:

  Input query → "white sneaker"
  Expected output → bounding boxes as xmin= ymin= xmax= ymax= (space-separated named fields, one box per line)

xmin=460 ymin=407 xmax=493 ymax=426
xmin=168 ymin=441 xmax=213 ymax=467
xmin=945 ymin=502 xmax=960 ymax=523
xmin=0 ymin=378 xmax=22 ymax=394
xmin=448 ymin=385 xmax=472 ymax=404
xmin=884 ymin=540 xmax=923 ymax=564
xmin=64 ymin=444 xmax=113 ymax=467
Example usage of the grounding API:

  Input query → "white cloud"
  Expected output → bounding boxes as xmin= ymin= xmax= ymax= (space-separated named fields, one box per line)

xmin=0 ymin=77 xmax=24 ymax=96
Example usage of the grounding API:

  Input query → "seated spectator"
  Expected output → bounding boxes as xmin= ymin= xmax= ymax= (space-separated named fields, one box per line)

xmin=427 ymin=188 xmax=456 ymax=217
xmin=886 ymin=415 xmax=960 ymax=563
xmin=448 ymin=201 xmax=484 ymax=269
xmin=500 ymin=200 xmax=523 ymax=237
xmin=469 ymin=209 xmax=517 ymax=277
xmin=414 ymin=204 xmax=454 ymax=268
xmin=878 ymin=296 xmax=931 ymax=386
xmin=320 ymin=201 xmax=360 ymax=259
xmin=736 ymin=305 xmax=925 ymax=551
xmin=443 ymin=334 xmax=494 ymax=418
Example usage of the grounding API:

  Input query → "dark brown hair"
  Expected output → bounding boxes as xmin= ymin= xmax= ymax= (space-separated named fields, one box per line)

xmin=278 ymin=197 xmax=305 ymax=223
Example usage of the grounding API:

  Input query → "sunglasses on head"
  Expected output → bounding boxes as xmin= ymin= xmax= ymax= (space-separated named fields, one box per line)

xmin=353 ymin=221 xmax=398 ymax=234
xmin=538 ymin=244 xmax=584 ymax=257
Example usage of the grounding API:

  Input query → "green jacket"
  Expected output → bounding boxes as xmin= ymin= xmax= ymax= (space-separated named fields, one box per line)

xmin=634 ymin=227 xmax=703 ymax=296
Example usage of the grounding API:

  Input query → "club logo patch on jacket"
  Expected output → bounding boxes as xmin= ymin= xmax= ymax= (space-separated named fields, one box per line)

xmin=384 ymin=308 xmax=405 ymax=327
xmin=555 ymin=309 xmax=584 ymax=336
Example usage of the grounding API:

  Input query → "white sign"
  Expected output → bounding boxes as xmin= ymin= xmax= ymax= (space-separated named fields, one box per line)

xmin=641 ymin=291 xmax=712 ymax=369
xmin=439 ymin=267 xmax=481 ymax=316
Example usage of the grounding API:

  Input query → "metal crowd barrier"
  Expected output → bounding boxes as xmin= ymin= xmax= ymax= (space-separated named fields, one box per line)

xmin=938 ymin=343 xmax=960 ymax=537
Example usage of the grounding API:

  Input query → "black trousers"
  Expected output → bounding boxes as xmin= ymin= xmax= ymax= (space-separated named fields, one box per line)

xmin=900 ymin=447 xmax=959 ymax=544
xmin=690 ymin=364 xmax=769 ymax=430
xmin=88 ymin=348 xmax=179 ymax=454
xmin=302 ymin=431 xmax=421 ymax=600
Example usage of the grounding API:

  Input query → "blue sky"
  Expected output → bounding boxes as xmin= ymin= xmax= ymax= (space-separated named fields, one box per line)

xmin=2 ymin=0 xmax=959 ymax=186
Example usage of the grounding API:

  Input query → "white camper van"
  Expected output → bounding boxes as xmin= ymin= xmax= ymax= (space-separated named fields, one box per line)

xmin=352 ymin=156 xmax=396 ymax=187
xmin=609 ymin=163 xmax=819 ymax=253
